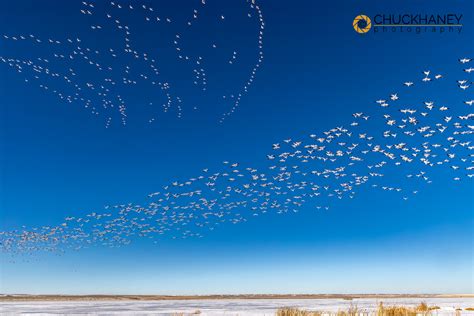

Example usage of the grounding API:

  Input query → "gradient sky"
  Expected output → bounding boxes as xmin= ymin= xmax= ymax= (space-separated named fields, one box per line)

xmin=0 ymin=0 xmax=473 ymax=295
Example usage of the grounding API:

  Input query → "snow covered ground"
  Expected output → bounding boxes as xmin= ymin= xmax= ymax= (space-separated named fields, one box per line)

xmin=1 ymin=297 xmax=473 ymax=315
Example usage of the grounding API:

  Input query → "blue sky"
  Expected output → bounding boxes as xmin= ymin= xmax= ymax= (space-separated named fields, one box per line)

xmin=0 ymin=0 xmax=473 ymax=294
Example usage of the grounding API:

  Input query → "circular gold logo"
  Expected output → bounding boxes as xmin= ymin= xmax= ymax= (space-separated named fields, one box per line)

xmin=353 ymin=15 xmax=371 ymax=34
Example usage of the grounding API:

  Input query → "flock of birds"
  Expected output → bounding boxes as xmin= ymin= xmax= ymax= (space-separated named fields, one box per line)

xmin=1 ymin=56 xmax=473 ymax=257
xmin=0 ymin=0 xmax=265 ymax=126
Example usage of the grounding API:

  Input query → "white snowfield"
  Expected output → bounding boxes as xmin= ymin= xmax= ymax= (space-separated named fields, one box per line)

xmin=1 ymin=297 xmax=473 ymax=315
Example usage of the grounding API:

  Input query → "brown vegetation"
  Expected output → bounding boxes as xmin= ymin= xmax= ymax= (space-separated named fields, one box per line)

xmin=276 ymin=301 xmax=452 ymax=316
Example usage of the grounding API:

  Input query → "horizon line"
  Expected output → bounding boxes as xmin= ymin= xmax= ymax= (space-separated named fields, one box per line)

xmin=2 ymin=293 xmax=473 ymax=298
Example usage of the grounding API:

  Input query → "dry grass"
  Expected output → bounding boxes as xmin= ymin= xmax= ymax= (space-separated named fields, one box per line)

xmin=277 ymin=301 xmax=451 ymax=316
xmin=276 ymin=305 xmax=361 ymax=316
xmin=376 ymin=302 xmax=418 ymax=316
xmin=276 ymin=308 xmax=324 ymax=316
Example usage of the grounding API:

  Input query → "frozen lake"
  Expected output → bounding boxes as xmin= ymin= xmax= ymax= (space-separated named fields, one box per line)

xmin=1 ymin=297 xmax=473 ymax=315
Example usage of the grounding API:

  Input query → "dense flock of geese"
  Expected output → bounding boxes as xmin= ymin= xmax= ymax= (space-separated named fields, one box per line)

xmin=0 ymin=0 xmax=264 ymax=126
xmin=1 ymin=56 xmax=472 ymax=257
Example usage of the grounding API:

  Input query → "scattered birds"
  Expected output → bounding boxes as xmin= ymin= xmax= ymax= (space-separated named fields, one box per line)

xmin=0 ymin=0 xmax=265 ymax=127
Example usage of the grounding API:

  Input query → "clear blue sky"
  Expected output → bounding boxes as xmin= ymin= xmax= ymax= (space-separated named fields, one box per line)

xmin=0 ymin=0 xmax=473 ymax=294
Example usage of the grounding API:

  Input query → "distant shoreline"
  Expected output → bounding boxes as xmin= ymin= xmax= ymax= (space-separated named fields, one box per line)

xmin=1 ymin=294 xmax=473 ymax=301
